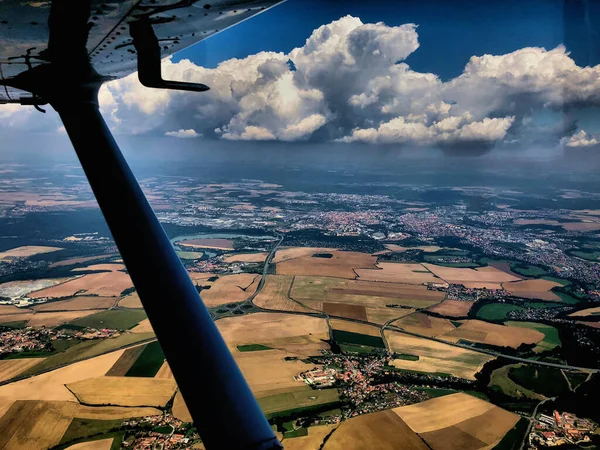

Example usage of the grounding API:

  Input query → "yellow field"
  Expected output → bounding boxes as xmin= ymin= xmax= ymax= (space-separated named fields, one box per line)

xmin=427 ymin=300 xmax=473 ymax=317
xmin=27 ymin=310 xmax=106 ymax=327
xmin=72 ymin=263 xmax=125 ymax=272
xmin=423 ymin=264 xmax=521 ymax=286
xmin=395 ymin=393 xmax=494 ymax=433
xmin=284 ymin=425 xmax=338 ymax=450
xmin=0 ymin=305 xmax=31 ymax=315
xmin=30 ymin=271 xmax=133 ymax=298
xmin=329 ymin=319 xmax=381 ymax=337
xmin=0 ymin=349 xmax=127 ymax=401
xmin=276 ymin=250 xmax=377 ymax=279
xmin=130 ymin=318 xmax=154 ymax=334
xmin=172 ymin=390 xmax=192 ymax=422
xmin=384 ymin=331 xmax=493 ymax=380
xmin=67 ymin=376 xmax=177 ymax=407
xmin=197 ymin=273 xmax=260 ymax=307
xmin=217 ymin=313 xmax=328 ymax=346
xmin=0 ymin=400 xmax=160 ymax=450
xmin=503 ymin=279 xmax=562 ymax=301
xmin=355 ymin=263 xmax=441 ymax=284
xmin=223 ymin=252 xmax=268 ymax=263
xmin=154 ymin=361 xmax=173 ymax=379
xmin=290 ymin=276 xmax=443 ymax=324
xmin=49 ymin=255 xmax=112 ymax=268
xmin=33 ymin=296 xmax=116 ymax=311
xmin=394 ymin=393 xmax=519 ymax=449
xmin=385 ymin=244 xmax=444 ymax=253
xmin=324 ymin=410 xmax=427 ymax=450
xmin=233 ymin=349 xmax=313 ymax=396
xmin=394 ymin=313 xmax=456 ymax=337
xmin=570 ymin=306 xmax=600 ymax=317
xmin=0 ymin=246 xmax=62 ymax=260
xmin=253 ymin=275 xmax=313 ymax=313
xmin=118 ymin=292 xmax=142 ymax=308
xmin=0 ymin=358 xmax=45 ymax=383
xmin=441 ymin=320 xmax=544 ymax=348
xmin=65 ymin=438 xmax=114 ymax=450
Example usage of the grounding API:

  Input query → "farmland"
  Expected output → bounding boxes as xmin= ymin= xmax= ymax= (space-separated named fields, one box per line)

xmin=124 ymin=341 xmax=165 ymax=377
xmin=355 ymin=262 xmax=440 ymax=284
xmin=252 ymin=275 xmax=312 ymax=313
xmin=508 ymin=365 xmax=570 ymax=397
xmin=504 ymin=321 xmax=561 ymax=351
xmin=223 ymin=252 xmax=267 ymax=263
xmin=67 ymin=310 xmax=147 ymax=330
xmin=276 ymin=250 xmax=377 ymax=279
xmin=0 ymin=358 xmax=45 ymax=382
xmin=440 ymin=320 xmax=544 ymax=348
xmin=324 ymin=409 xmax=427 ymax=450
xmin=427 ymin=300 xmax=473 ymax=317
xmin=67 ymin=376 xmax=177 ymax=407
xmin=476 ymin=303 xmax=526 ymax=321
xmin=177 ymin=238 xmax=234 ymax=250
xmin=29 ymin=271 xmax=133 ymax=299
xmin=257 ymin=387 xmax=340 ymax=415
xmin=117 ymin=293 xmax=142 ymax=309
xmin=394 ymin=313 xmax=456 ymax=337
xmin=394 ymin=393 xmax=520 ymax=449
xmin=384 ymin=331 xmax=493 ymax=379
xmin=290 ymin=275 xmax=442 ymax=324
xmin=33 ymin=296 xmax=116 ymax=311
xmin=503 ymin=279 xmax=562 ymax=301
xmin=0 ymin=400 xmax=160 ymax=450
xmin=423 ymin=264 xmax=521 ymax=287
xmin=198 ymin=273 xmax=260 ymax=306
xmin=283 ymin=424 xmax=337 ymax=450
xmin=105 ymin=345 xmax=146 ymax=377
xmin=0 ymin=245 xmax=62 ymax=261
xmin=489 ymin=364 xmax=544 ymax=400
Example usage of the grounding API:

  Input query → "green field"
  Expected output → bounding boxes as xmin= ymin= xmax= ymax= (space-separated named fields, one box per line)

xmin=237 ymin=344 xmax=273 ymax=352
xmin=68 ymin=310 xmax=147 ymax=330
xmin=541 ymin=276 xmax=571 ymax=286
xmin=177 ymin=251 xmax=204 ymax=260
xmin=339 ymin=343 xmax=382 ymax=354
xmin=332 ymin=330 xmax=385 ymax=348
xmin=511 ymin=264 xmax=547 ymax=277
xmin=59 ymin=418 xmax=123 ymax=445
xmin=571 ymin=250 xmax=600 ymax=261
xmin=554 ymin=291 xmax=579 ymax=304
xmin=476 ymin=304 xmax=525 ymax=321
xmin=153 ymin=425 xmax=174 ymax=434
xmin=22 ymin=333 xmax=155 ymax=376
xmin=395 ymin=353 xmax=419 ymax=361
xmin=283 ymin=428 xmax=308 ymax=438
xmin=125 ymin=341 xmax=165 ymax=377
xmin=258 ymin=388 xmax=340 ymax=416
xmin=504 ymin=322 xmax=560 ymax=351
xmin=508 ymin=365 xmax=569 ymax=397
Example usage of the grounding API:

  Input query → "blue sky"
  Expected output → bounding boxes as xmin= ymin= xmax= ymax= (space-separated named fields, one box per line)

xmin=174 ymin=0 xmax=599 ymax=80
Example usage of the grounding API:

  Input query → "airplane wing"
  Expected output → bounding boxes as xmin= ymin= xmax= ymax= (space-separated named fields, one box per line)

xmin=0 ymin=0 xmax=283 ymax=103
xmin=0 ymin=1 xmax=286 ymax=449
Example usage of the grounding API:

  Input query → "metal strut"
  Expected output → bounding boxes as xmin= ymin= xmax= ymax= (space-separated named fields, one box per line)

xmin=0 ymin=0 xmax=281 ymax=448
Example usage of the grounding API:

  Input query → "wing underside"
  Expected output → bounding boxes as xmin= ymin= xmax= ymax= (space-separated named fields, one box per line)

xmin=0 ymin=0 xmax=284 ymax=102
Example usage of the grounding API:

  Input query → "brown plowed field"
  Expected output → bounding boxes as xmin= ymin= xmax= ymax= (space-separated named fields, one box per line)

xmin=394 ymin=313 xmax=456 ymax=337
xmin=503 ymin=279 xmax=562 ymax=301
xmin=322 ymin=302 xmax=367 ymax=321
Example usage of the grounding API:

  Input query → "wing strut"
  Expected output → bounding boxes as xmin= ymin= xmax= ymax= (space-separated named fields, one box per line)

xmin=1 ymin=1 xmax=282 ymax=448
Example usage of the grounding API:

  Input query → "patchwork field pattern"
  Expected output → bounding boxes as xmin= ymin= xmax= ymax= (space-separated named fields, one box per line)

xmin=290 ymin=276 xmax=443 ymax=324
xmin=394 ymin=393 xmax=520 ymax=450
xmin=0 ymin=246 xmax=63 ymax=261
xmin=384 ymin=331 xmax=493 ymax=379
xmin=284 ymin=424 xmax=338 ymax=450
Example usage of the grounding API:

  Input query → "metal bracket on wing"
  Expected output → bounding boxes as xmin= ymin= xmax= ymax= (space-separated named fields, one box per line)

xmin=129 ymin=20 xmax=209 ymax=92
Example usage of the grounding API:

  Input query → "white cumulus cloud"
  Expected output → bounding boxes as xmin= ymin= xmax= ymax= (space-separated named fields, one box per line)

xmin=561 ymin=129 xmax=600 ymax=148
xmin=165 ymin=129 xmax=201 ymax=138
